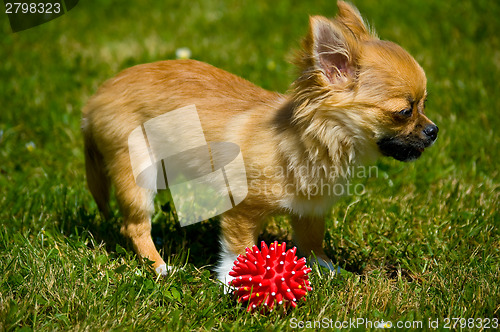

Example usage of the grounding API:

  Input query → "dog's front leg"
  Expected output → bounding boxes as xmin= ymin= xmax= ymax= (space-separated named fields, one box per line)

xmin=216 ymin=207 xmax=264 ymax=291
xmin=290 ymin=215 xmax=340 ymax=274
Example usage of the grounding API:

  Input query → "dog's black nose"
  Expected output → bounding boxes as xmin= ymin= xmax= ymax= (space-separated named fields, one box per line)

xmin=423 ymin=124 xmax=439 ymax=141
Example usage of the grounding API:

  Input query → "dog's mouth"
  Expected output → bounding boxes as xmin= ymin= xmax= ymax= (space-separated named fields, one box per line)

xmin=377 ymin=137 xmax=428 ymax=162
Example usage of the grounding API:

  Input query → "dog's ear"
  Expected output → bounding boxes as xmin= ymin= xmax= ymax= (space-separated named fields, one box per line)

xmin=309 ymin=16 xmax=358 ymax=85
xmin=336 ymin=1 xmax=371 ymax=40
xmin=295 ymin=2 xmax=374 ymax=87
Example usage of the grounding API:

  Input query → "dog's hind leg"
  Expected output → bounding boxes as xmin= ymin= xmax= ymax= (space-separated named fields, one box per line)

xmin=108 ymin=152 xmax=170 ymax=275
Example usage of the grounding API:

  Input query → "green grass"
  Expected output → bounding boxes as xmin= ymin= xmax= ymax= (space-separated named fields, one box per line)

xmin=1 ymin=0 xmax=499 ymax=330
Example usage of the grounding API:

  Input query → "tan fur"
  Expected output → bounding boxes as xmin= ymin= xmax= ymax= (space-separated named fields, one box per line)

xmin=82 ymin=1 xmax=436 ymax=276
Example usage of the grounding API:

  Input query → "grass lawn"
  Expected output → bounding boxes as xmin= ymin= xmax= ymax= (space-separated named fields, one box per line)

xmin=1 ymin=0 xmax=498 ymax=330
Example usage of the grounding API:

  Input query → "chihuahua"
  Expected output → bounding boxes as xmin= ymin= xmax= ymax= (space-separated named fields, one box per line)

xmin=82 ymin=1 xmax=438 ymax=284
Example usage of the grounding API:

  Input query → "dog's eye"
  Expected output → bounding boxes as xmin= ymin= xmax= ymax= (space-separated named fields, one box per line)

xmin=398 ymin=108 xmax=413 ymax=118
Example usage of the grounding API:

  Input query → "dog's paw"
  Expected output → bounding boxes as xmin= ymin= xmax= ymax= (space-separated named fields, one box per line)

xmin=216 ymin=243 xmax=238 ymax=294
xmin=155 ymin=264 xmax=175 ymax=276
xmin=216 ymin=263 xmax=237 ymax=294
xmin=219 ymin=275 xmax=236 ymax=294
xmin=316 ymin=257 xmax=342 ymax=275
xmin=308 ymin=256 xmax=342 ymax=276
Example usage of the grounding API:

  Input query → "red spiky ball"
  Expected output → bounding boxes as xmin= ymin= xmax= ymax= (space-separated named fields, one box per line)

xmin=229 ymin=241 xmax=313 ymax=312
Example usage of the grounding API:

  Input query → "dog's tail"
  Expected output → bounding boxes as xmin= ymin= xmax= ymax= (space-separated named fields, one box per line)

xmin=82 ymin=117 xmax=111 ymax=218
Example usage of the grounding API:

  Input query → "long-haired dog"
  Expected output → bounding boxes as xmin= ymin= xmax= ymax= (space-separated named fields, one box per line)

xmin=82 ymin=1 xmax=437 ymax=284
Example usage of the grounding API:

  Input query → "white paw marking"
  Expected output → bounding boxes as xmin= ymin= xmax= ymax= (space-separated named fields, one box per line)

xmin=216 ymin=239 xmax=238 ymax=294
xmin=313 ymin=257 xmax=342 ymax=275
xmin=155 ymin=264 xmax=174 ymax=276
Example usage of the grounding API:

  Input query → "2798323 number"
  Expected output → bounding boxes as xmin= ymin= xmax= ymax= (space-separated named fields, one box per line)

xmin=5 ymin=2 xmax=61 ymax=14
xmin=443 ymin=317 xmax=499 ymax=329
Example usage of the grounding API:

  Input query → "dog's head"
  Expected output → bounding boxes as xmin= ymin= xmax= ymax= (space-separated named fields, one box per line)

xmin=292 ymin=1 xmax=438 ymax=162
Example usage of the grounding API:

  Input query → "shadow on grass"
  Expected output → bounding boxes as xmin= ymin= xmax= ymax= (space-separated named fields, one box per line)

xmin=324 ymin=231 xmax=417 ymax=282
xmin=55 ymin=202 xmax=222 ymax=271
xmin=58 ymin=195 xmax=413 ymax=281
xmin=58 ymin=205 xmax=127 ymax=253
